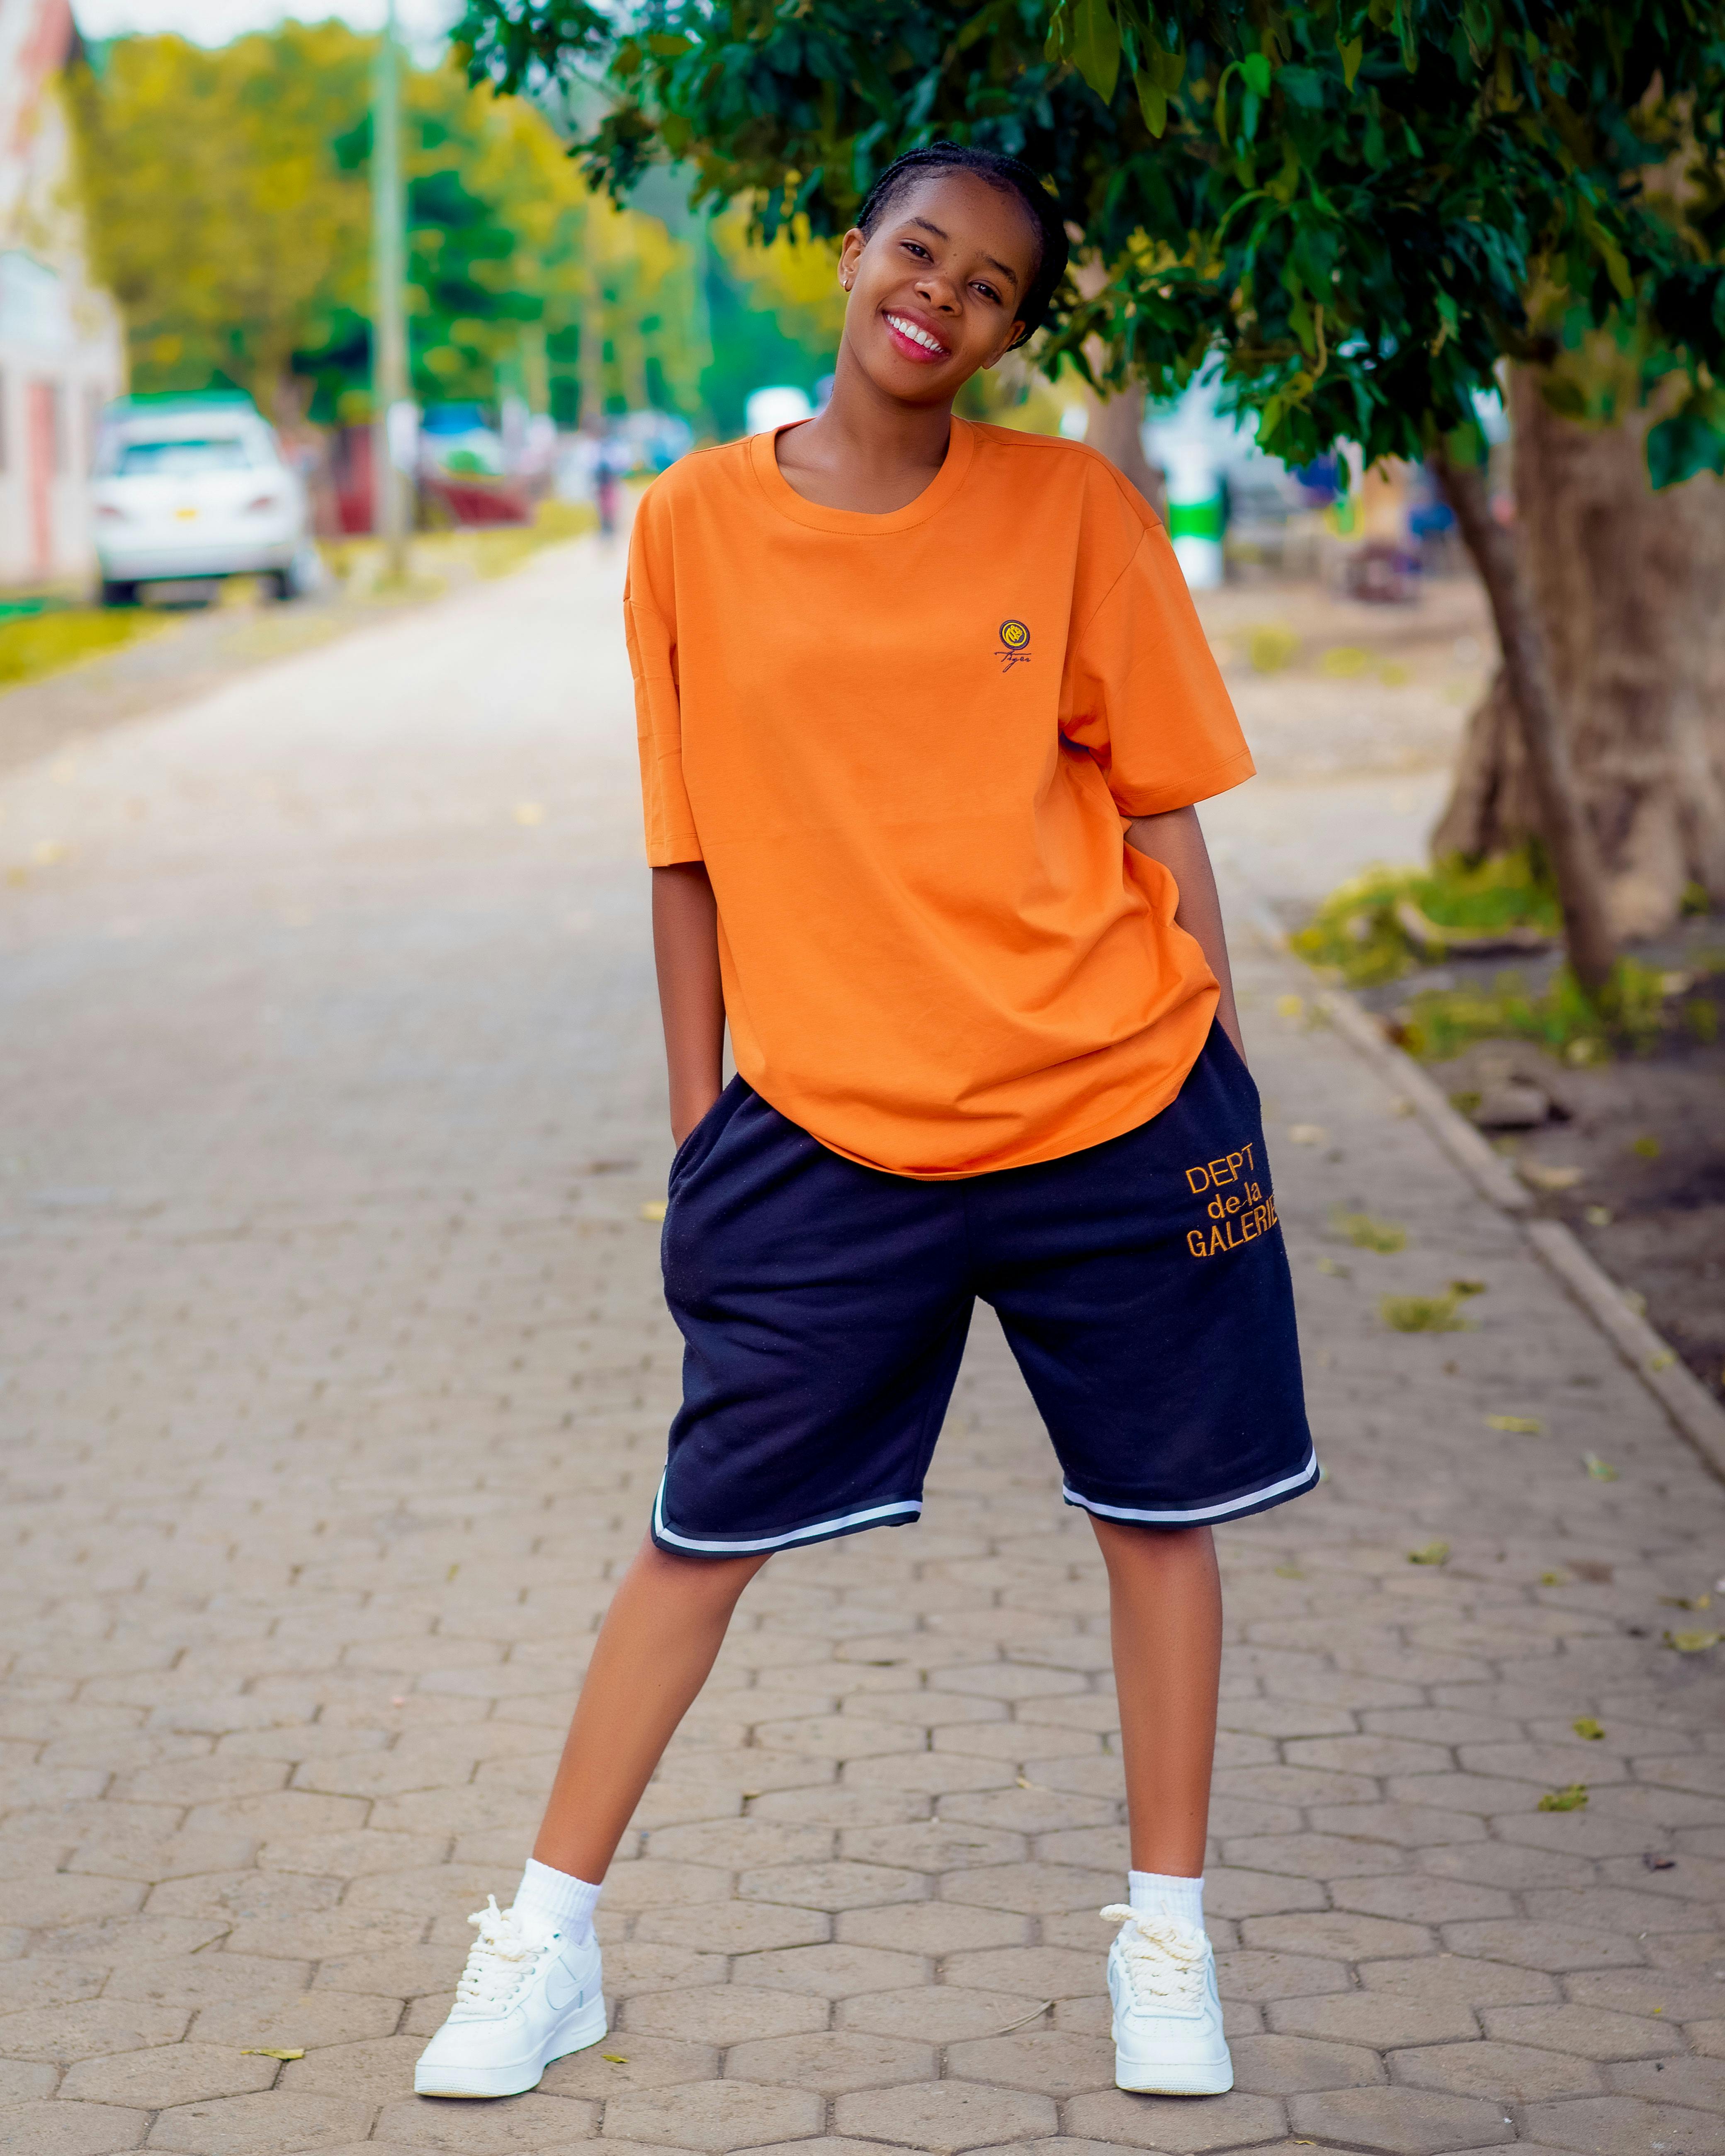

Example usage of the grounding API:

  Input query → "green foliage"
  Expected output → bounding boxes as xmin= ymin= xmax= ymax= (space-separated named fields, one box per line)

xmin=1332 ymin=1210 xmax=1408 ymax=1253
xmin=1291 ymin=852 xmax=1561 ymax=989
xmin=1397 ymin=954 xmax=1679 ymax=1063
xmin=67 ymin=24 xmax=704 ymax=425
xmin=0 ymin=607 xmax=168 ymax=690
xmin=457 ymin=0 xmax=1725 ymax=480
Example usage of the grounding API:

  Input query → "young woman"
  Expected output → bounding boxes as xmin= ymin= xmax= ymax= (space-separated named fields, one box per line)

xmin=416 ymin=142 xmax=1314 ymax=2106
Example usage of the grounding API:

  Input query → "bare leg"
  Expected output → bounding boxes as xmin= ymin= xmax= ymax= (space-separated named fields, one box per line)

xmin=1091 ymin=1519 xmax=1222 ymax=1876
xmin=531 ymin=1537 xmax=770 ymax=1882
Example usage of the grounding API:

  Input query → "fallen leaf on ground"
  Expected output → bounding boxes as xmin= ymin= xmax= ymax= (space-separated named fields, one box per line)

xmin=1316 ymin=1255 xmax=1351 ymax=1277
xmin=1540 ymin=1571 xmax=1567 ymax=1587
xmin=514 ymin=801 xmax=546 ymax=825
xmin=240 ymin=2047 xmax=304 ymax=2060
xmin=1659 ymin=1592 xmax=1711 ymax=1610
xmin=1519 ymin=1163 xmax=1583 ymax=1192
xmin=1664 ymin=1629 xmax=1721 ymax=1653
xmin=1408 ymin=1542 xmax=1450 ymax=1566
xmin=1582 ymin=1453 xmax=1618 ymax=1481
xmin=1572 ymin=1717 xmax=1605 ymax=1741
xmin=1275 ymin=993 xmax=1305 ymax=1020
xmin=1274 ymin=1564 xmax=1305 ymax=1579
xmin=1382 ymin=1289 xmax=1472 ymax=1334
xmin=1584 ymin=1204 xmax=1613 ymax=1226
xmin=601 ymin=2054 xmax=629 ymax=2064
xmin=1644 ymin=1853 xmax=1677 ymax=1872
xmin=640 ymin=1200 xmax=667 ymax=1222
xmin=1537 ymin=1784 xmax=1589 ymax=1812
xmin=1486 ymin=1413 xmax=1543 ymax=1434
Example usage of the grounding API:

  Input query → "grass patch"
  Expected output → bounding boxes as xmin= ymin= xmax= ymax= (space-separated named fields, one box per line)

xmin=1396 ymin=956 xmax=1680 ymax=1063
xmin=1332 ymin=1209 xmax=1408 ymax=1253
xmin=0 ymin=605 xmax=168 ymax=691
xmin=1292 ymin=850 xmax=1561 ymax=990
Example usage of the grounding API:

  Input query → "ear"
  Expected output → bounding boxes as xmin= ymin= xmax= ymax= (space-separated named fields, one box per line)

xmin=982 ymin=320 xmax=1028 ymax=369
xmin=838 ymin=227 xmax=866 ymax=291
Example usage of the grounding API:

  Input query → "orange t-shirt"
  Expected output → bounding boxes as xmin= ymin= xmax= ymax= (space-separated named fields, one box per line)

xmin=625 ymin=416 xmax=1254 ymax=1179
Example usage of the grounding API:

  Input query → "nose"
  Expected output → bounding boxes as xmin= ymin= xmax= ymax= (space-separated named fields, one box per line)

xmin=914 ymin=267 xmax=960 ymax=314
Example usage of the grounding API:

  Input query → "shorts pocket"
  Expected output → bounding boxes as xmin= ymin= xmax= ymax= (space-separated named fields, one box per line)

xmin=668 ymin=1076 xmax=742 ymax=1192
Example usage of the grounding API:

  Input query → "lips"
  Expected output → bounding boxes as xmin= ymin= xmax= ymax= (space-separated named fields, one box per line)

xmin=883 ymin=310 xmax=951 ymax=364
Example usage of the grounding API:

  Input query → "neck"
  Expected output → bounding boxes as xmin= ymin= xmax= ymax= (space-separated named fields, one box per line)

xmin=801 ymin=339 xmax=955 ymax=476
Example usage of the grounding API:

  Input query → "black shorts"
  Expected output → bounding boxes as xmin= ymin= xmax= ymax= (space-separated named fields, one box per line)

xmin=653 ymin=1024 xmax=1315 ymax=1556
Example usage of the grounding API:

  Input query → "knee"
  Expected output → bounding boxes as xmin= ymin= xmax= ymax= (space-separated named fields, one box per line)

xmin=637 ymin=1537 xmax=770 ymax=1608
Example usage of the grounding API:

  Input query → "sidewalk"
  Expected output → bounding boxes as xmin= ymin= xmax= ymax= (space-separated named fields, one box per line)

xmin=2 ymin=541 xmax=1723 ymax=2155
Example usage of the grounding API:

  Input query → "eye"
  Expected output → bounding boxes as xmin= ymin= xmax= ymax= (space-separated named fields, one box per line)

xmin=972 ymin=282 xmax=1002 ymax=306
xmin=901 ymin=240 xmax=931 ymax=260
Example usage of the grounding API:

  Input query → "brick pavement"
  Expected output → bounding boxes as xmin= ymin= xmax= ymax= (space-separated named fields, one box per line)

xmin=3 ymin=538 xmax=1723 ymax=2155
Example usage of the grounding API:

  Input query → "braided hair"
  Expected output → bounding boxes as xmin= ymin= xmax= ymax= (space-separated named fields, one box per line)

xmin=855 ymin=142 xmax=1069 ymax=350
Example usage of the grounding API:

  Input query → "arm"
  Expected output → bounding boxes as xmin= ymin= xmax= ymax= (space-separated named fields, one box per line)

xmin=651 ymin=862 xmax=726 ymax=1144
xmin=1123 ymin=805 xmax=1246 ymax=1066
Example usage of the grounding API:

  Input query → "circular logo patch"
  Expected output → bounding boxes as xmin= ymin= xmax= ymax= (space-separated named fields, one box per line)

xmin=999 ymin=619 xmax=1030 ymax=650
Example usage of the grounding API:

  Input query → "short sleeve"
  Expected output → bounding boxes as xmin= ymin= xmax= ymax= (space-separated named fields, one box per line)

xmin=1062 ymin=518 xmax=1254 ymax=818
xmin=624 ymin=500 xmax=703 ymax=865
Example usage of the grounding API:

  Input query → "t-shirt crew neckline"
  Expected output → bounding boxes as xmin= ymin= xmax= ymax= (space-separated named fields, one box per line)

xmin=748 ymin=415 xmax=977 ymax=535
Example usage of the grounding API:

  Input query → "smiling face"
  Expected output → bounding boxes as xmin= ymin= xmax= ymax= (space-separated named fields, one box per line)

xmin=836 ymin=170 xmax=1040 ymax=407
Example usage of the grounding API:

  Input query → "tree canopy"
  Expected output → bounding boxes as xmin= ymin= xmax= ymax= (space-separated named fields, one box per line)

xmin=66 ymin=21 xmax=835 ymax=430
xmin=459 ymin=0 xmax=1725 ymax=481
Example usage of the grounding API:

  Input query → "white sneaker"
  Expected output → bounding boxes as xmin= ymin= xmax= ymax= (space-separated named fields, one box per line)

xmin=1102 ymin=1902 xmax=1233 ymax=2095
xmin=414 ymin=1896 xmax=606 ymax=2098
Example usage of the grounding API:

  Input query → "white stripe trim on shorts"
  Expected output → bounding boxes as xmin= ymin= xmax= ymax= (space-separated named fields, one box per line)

xmin=651 ymin=1474 xmax=923 ymax=1555
xmin=1061 ymin=1451 xmax=1320 ymax=1527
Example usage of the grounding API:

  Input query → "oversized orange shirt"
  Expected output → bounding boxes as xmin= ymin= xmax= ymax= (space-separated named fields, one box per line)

xmin=625 ymin=417 xmax=1255 ymax=1179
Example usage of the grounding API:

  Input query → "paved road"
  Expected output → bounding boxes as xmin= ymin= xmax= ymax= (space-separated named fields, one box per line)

xmin=3 ymin=538 xmax=1723 ymax=2156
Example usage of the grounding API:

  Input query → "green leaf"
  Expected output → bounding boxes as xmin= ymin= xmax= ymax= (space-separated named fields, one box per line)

xmin=1071 ymin=0 xmax=1121 ymax=104
xmin=1339 ymin=36 xmax=1364 ymax=89
xmin=1241 ymin=51 xmax=1272 ymax=98
xmin=1647 ymin=413 xmax=1725 ymax=490
xmin=1136 ymin=74 xmax=1168 ymax=137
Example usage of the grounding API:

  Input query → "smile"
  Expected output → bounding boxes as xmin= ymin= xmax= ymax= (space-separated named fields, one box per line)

xmin=884 ymin=312 xmax=950 ymax=359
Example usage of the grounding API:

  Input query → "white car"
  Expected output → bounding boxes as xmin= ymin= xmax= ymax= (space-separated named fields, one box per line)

xmin=92 ymin=398 xmax=314 ymax=605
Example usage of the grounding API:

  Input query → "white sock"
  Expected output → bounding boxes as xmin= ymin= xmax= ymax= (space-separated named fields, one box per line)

xmin=512 ymin=1857 xmax=601 ymax=1943
xmin=1129 ymin=1869 xmax=1204 ymax=1932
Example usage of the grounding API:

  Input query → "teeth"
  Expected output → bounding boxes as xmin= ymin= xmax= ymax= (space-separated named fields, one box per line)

xmin=887 ymin=313 xmax=945 ymax=354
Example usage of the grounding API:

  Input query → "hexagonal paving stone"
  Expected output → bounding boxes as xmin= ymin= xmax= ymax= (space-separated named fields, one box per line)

xmin=1060 ymin=2088 xmax=1286 ymax=2150
xmin=741 ymin=1942 xmax=928 ymax=1999
xmin=1608 ymin=2054 xmax=1725 ymax=2108
xmin=1239 ymin=1913 xmax=1434 ymax=1962
xmin=838 ymin=1903 xmax=1028 ymax=1956
xmin=370 ymin=2091 xmax=600 ymax=2147
xmin=1215 ymin=1950 xmax=1350 ymax=2004
xmin=723 ymin=2028 xmax=935 ymax=2092
xmin=621 ymin=1985 xmax=828 ymax=2045
xmin=601 ymin=2078 xmax=823 ymax=2151
xmin=738 ymin=1861 xmax=926 ymax=1912
xmin=940 ymin=1948 xmax=1103 ymax=2002
xmin=1229 ymin=2033 xmax=1386 ymax=2095
xmin=1359 ymin=1956 xmax=1557 ymax=2008
xmin=1391 ymin=2039 xmax=1604 ymax=2101
xmin=1266 ymin=1993 xmax=1481 ymax=2049
xmin=945 ymin=2027 xmax=1115 ymax=2098
xmin=145 ymin=2092 xmax=378 ymax=2153
xmin=837 ymin=1986 xmax=1047 ymax=2044
xmin=831 ymin=2078 xmax=1057 ymax=2150
xmin=0 ymin=2000 xmax=191 ymax=2062
xmin=187 ymin=1992 xmax=405 ymax=2051
xmin=276 ymin=2036 xmax=426 ymax=2103
xmin=0 ymin=2103 xmax=148 ymax=2156
xmin=1480 ymin=2001 xmax=1686 ymax=2059
xmin=1438 ymin=1919 xmax=1646 ymax=1971
xmin=940 ymin=1863 xmax=1118 ymax=1917
xmin=1286 ymin=2085 xmax=1515 ymax=2152
xmin=633 ymin=1902 xmax=830 ymax=1954
xmin=59 ymin=2044 xmax=280 ymax=2109
xmin=539 ymin=2032 xmax=719 ymax=2098
xmin=1518 ymin=2096 xmax=1725 ymax=2156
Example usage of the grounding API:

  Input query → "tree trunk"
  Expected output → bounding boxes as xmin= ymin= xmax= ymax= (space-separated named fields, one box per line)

xmin=1433 ymin=436 xmax=1618 ymax=996
xmin=1083 ymin=380 xmax=1166 ymax=520
xmin=1435 ymin=367 xmax=1725 ymax=942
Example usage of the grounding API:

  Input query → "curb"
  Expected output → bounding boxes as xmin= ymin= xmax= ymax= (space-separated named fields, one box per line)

xmin=1248 ymin=906 xmax=1725 ymax=1484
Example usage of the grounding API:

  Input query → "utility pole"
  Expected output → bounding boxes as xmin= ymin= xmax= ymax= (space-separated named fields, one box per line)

xmin=371 ymin=0 xmax=409 ymax=582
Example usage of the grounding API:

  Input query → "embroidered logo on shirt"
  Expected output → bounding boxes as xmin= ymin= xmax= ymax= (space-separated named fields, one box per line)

xmin=996 ymin=619 xmax=1031 ymax=672
xmin=1183 ymin=1142 xmax=1278 ymax=1258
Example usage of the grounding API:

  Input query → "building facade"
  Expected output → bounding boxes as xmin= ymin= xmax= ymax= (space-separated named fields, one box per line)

xmin=0 ymin=0 xmax=125 ymax=589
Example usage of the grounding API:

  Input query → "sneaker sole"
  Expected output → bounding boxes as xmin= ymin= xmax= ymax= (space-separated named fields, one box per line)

xmin=414 ymin=1995 xmax=608 ymax=2099
xmin=1114 ymin=2059 xmax=1234 ymax=2095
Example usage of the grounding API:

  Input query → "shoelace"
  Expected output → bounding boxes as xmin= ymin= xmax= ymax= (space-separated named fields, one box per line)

xmin=454 ymin=1896 xmax=551 ymax=2013
xmin=1100 ymin=1903 xmax=1208 ymax=2013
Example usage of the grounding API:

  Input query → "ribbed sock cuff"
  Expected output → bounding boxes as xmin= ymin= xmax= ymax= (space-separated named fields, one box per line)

xmin=513 ymin=1857 xmax=602 ymax=1942
xmin=1128 ymin=1868 xmax=1204 ymax=1932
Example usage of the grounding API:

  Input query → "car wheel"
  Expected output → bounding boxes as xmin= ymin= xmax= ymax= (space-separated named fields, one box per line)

xmin=100 ymin=580 xmax=138 ymax=607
